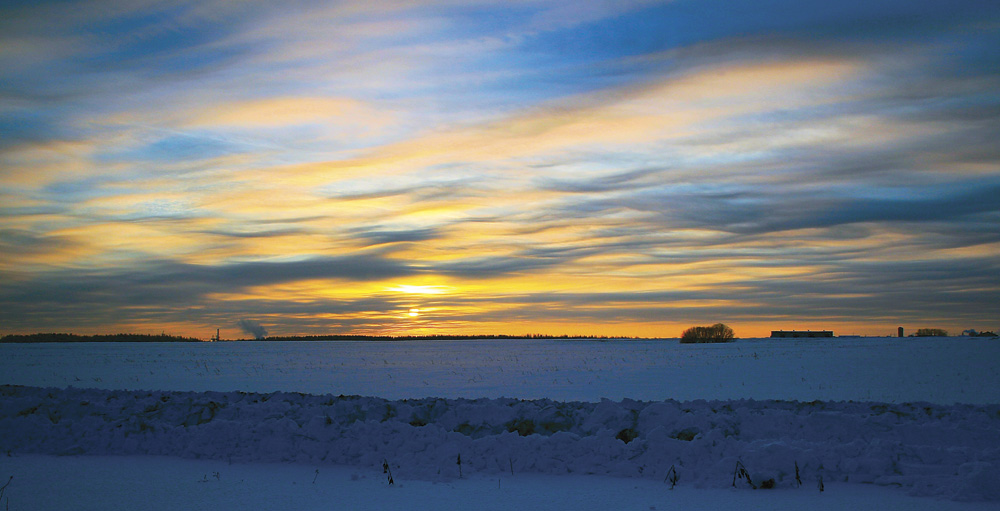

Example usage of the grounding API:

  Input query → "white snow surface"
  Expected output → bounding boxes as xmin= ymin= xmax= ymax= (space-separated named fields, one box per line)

xmin=2 ymin=337 xmax=999 ymax=403
xmin=4 ymin=454 xmax=997 ymax=511
xmin=1 ymin=337 xmax=999 ymax=508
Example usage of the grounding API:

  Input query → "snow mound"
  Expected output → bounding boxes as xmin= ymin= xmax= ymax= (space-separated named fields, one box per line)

xmin=2 ymin=385 xmax=998 ymax=501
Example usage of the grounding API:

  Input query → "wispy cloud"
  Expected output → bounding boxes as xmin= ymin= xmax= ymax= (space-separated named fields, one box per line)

xmin=1 ymin=0 xmax=998 ymax=337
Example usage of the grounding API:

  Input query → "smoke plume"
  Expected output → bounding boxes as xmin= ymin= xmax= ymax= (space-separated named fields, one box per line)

xmin=238 ymin=319 xmax=268 ymax=340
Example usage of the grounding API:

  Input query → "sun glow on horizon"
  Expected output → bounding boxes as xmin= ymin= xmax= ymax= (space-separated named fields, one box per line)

xmin=391 ymin=285 xmax=450 ymax=295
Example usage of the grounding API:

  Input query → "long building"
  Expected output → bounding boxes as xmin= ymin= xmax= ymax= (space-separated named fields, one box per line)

xmin=770 ymin=330 xmax=834 ymax=338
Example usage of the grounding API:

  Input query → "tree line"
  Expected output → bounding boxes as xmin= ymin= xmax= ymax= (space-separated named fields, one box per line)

xmin=0 ymin=333 xmax=203 ymax=343
xmin=0 ymin=332 xmax=636 ymax=343
xmin=255 ymin=334 xmax=637 ymax=342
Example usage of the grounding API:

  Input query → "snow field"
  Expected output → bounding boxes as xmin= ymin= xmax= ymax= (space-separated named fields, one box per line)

xmin=9 ymin=455 xmax=996 ymax=511
xmin=4 ymin=454 xmax=996 ymax=511
xmin=3 ymin=337 xmax=998 ymax=404
xmin=3 ymin=337 xmax=999 ymax=508
xmin=3 ymin=385 xmax=999 ymax=501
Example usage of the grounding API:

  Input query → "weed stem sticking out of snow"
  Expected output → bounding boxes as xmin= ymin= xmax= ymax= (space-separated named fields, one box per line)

xmin=383 ymin=459 xmax=394 ymax=486
xmin=665 ymin=465 xmax=679 ymax=489
xmin=732 ymin=460 xmax=755 ymax=489
xmin=0 ymin=476 xmax=11 ymax=510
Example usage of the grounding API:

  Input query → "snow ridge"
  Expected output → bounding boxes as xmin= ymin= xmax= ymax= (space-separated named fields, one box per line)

xmin=2 ymin=385 xmax=999 ymax=501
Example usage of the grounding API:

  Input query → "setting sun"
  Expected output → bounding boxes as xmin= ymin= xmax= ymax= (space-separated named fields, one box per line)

xmin=408 ymin=308 xmax=420 ymax=318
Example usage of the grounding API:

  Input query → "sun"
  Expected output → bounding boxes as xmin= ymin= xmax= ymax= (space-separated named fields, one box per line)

xmin=408 ymin=308 xmax=420 ymax=318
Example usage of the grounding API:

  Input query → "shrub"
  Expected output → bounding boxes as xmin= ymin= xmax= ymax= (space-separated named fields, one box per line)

xmin=615 ymin=428 xmax=638 ymax=444
xmin=505 ymin=418 xmax=536 ymax=436
xmin=670 ymin=427 xmax=701 ymax=441
xmin=680 ymin=323 xmax=735 ymax=343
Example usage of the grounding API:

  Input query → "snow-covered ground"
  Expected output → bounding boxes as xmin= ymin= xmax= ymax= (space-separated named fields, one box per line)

xmin=1 ymin=337 xmax=999 ymax=509
xmin=3 ymin=337 xmax=998 ymax=403
xmin=5 ymin=454 xmax=997 ymax=511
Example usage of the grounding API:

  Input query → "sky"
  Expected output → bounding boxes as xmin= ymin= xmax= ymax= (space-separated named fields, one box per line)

xmin=1 ymin=0 xmax=999 ymax=339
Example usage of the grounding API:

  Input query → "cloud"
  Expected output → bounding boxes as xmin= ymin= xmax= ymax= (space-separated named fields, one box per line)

xmin=666 ymin=184 xmax=986 ymax=236
xmin=354 ymin=227 xmax=443 ymax=246
xmin=0 ymin=254 xmax=416 ymax=310
xmin=431 ymin=254 xmax=570 ymax=279
xmin=0 ymin=229 xmax=78 ymax=270
xmin=185 ymin=96 xmax=378 ymax=127
xmin=200 ymin=227 xmax=306 ymax=239
xmin=1 ymin=0 xmax=998 ymax=337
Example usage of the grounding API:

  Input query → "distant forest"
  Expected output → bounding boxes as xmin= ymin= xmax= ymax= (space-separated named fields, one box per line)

xmin=0 ymin=333 xmax=204 ymax=343
xmin=0 ymin=333 xmax=635 ymax=343
xmin=261 ymin=334 xmax=634 ymax=342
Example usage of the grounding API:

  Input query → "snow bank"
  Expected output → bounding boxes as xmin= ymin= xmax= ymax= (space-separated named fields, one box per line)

xmin=2 ymin=385 xmax=998 ymax=501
